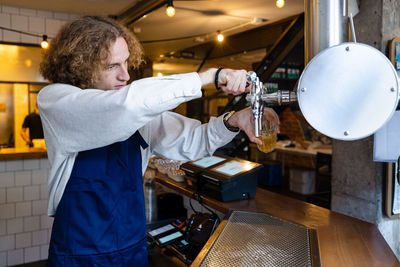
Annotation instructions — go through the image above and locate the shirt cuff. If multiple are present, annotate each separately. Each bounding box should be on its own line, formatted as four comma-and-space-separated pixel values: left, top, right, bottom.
215, 114, 240, 139
222, 111, 240, 132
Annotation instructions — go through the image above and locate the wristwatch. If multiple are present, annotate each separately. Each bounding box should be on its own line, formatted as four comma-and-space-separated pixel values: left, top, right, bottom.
223, 111, 240, 132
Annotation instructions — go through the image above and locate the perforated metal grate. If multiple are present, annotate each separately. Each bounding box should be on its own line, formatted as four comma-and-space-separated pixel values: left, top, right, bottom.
200, 211, 316, 267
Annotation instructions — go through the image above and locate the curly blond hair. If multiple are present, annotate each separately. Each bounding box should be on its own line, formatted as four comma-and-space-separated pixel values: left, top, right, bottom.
40, 16, 144, 89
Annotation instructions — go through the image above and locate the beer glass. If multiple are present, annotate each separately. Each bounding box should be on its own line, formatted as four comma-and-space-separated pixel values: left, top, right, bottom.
257, 120, 277, 153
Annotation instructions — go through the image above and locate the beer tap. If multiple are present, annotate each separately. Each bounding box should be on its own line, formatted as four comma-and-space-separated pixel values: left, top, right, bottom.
246, 71, 298, 137
246, 71, 264, 138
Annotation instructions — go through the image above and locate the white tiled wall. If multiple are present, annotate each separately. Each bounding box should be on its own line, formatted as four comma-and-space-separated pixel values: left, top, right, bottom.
0, 4, 79, 46
0, 158, 52, 267
0, 5, 79, 265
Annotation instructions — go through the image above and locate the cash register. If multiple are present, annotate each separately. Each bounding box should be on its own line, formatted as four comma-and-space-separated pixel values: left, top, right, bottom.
180, 155, 262, 202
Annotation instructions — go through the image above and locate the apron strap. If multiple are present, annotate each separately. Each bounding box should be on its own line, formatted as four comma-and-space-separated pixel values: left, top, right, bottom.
135, 131, 148, 149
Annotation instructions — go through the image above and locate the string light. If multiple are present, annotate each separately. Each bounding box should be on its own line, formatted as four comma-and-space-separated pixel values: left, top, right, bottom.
41, 35, 49, 49
166, 0, 175, 17
216, 31, 224, 42
141, 19, 264, 44
0, 26, 50, 48
276, 0, 285, 8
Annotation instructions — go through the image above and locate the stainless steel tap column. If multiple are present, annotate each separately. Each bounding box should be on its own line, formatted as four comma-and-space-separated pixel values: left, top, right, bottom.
246, 71, 264, 138
305, 0, 349, 64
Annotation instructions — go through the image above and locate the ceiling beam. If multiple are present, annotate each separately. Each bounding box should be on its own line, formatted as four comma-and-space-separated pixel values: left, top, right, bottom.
255, 13, 304, 82
117, 0, 165, 26
172, 15, 299, 60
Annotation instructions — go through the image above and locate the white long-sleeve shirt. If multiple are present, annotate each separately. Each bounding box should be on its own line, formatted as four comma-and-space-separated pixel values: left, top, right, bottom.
37, 73, 238, 216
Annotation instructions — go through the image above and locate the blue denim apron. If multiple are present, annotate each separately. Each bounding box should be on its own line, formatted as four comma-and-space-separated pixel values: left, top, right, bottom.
48, 132, 148, 266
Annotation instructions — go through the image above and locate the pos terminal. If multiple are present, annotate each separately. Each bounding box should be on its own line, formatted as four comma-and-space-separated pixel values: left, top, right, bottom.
180, 155, 262, 202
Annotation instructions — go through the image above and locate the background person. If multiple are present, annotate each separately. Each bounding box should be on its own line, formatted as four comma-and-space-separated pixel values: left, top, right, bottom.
20, 104, 44, 147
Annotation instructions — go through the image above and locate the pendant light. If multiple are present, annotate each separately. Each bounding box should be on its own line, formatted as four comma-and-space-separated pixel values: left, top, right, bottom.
276, 0, 285, 8
166, 0, 175, 17
41, 35, 49, 49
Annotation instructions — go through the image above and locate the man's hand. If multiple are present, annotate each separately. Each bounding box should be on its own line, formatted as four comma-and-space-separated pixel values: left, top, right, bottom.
217, 69, 249, 95
20, 127, 31, 145
226, 107, 280, 145
198, 68, 250, 95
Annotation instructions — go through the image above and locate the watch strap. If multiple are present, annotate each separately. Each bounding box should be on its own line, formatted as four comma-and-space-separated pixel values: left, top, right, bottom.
223, 111, 240, 132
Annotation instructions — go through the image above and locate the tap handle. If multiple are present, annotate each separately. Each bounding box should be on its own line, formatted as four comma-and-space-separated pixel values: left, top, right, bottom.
246, 71, 259, 93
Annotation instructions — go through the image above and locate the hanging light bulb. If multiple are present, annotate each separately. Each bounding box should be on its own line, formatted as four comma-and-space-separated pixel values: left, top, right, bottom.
166, 0, 175, 17
217, 31, 224, 42
41, 35, 49, 49
276, 0, 285, 8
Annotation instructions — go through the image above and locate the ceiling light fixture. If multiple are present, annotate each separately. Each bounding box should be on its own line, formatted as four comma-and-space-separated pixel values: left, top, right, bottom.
194, 36, 205, 43
41, 35, 49, 49
216, 31, 224, 42
276, 0, 285, 8
166, 0, 175, 17
251, 17, 267, 25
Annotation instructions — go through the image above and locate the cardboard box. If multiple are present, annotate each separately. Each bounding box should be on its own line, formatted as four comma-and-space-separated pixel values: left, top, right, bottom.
289, 168, 315, 195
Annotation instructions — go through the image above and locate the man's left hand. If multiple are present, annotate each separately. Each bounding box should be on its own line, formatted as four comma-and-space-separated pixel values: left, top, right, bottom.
226, 107, 280, 145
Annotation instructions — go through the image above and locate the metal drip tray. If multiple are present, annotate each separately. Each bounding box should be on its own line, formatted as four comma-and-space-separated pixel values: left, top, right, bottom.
199, 211, 320, 267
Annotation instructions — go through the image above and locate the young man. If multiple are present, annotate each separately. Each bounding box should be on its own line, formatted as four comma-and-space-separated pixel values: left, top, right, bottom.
38, 16, 279, 266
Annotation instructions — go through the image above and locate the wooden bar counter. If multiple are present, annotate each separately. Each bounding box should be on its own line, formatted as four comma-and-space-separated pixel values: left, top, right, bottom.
0, 147, 47, 160
154, 174, 400, 266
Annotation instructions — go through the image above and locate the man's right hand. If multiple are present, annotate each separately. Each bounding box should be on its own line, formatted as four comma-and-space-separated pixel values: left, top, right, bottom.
217, 68, 249, 95
198, 68, 250, 95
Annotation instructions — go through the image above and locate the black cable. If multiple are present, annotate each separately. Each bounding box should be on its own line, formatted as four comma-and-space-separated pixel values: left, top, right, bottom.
0, 26, 51, 39
140, 33, 210, 44
190, 193, 220, 222
189, 195, 200, 215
